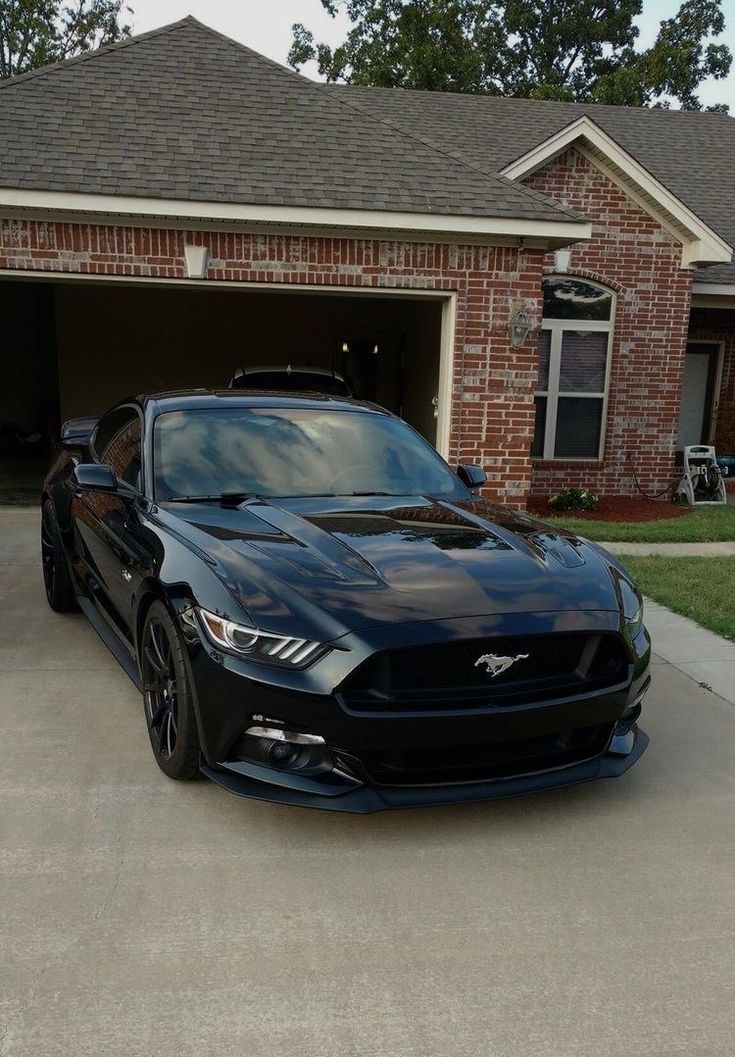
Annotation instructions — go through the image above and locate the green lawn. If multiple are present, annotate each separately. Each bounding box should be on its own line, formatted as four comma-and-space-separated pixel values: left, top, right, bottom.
547, 504, 735, 542
620, 555, 735, 641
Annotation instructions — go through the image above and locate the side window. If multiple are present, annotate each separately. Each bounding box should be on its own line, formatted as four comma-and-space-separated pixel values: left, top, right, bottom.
93, 408, 143, 490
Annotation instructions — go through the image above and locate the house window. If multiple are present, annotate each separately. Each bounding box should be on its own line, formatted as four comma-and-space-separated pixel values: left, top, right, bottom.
532, 277, 613, 460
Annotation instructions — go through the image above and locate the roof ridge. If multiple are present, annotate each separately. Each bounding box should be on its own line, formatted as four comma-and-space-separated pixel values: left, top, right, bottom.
180, 17, 313, 86
0, 15, 195, 90
322, 86, 584, 222
330, 84, 735, 121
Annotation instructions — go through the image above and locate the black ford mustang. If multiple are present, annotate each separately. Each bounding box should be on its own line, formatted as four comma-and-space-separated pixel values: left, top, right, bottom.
42, 391, 650, 812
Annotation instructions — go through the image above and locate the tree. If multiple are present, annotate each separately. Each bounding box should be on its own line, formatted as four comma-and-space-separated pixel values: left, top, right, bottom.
0, 0, 132, 80
289, 0, 732, 110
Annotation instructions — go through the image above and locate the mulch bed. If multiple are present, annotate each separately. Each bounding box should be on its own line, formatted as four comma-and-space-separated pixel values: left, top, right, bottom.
526, 495, 693, 522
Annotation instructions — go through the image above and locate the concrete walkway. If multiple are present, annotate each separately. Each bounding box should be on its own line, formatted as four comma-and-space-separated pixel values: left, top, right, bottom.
601, 540, 735, 556
642, 598, 735, 704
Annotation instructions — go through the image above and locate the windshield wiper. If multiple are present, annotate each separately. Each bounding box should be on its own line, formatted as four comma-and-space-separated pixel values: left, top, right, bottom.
164, 492, 260, 506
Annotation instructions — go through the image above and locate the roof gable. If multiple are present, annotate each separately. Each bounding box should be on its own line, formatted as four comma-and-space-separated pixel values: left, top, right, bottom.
329, 86, 735, 266
500, 115, 732, 267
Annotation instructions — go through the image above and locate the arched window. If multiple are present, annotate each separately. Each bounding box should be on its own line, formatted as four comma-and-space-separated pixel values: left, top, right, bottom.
532, 277, 614, 461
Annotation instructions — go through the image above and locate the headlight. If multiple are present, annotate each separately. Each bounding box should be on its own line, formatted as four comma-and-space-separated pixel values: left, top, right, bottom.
620, 580, 644, 636
197, 607, 329, 669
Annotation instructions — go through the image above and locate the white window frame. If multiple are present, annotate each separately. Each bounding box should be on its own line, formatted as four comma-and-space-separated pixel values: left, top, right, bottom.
533, 281, 615, 462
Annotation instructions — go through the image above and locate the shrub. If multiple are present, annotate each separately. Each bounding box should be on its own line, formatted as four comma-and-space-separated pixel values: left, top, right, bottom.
548, 487, 599, 512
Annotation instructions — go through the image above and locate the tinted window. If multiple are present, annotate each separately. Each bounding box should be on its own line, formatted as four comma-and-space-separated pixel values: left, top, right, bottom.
94, 407, 142, 489
543, 277, 612, 320
154, 408, 467, 501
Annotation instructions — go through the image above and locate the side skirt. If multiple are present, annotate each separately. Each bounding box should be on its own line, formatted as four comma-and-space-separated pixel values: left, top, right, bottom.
77, 594, 142, 690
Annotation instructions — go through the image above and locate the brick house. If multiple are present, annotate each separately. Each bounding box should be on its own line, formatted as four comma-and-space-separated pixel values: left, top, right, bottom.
1, 17, 734, 506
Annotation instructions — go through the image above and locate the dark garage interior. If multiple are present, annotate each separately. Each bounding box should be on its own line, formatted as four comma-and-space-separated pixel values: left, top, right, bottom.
0, 279, 444, 502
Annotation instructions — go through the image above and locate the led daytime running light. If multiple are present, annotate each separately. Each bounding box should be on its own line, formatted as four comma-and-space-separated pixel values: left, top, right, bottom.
197, 608, 325, 668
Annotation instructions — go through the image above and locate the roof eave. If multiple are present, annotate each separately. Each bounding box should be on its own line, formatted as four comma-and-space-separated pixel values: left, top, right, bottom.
499, 115, 733, 269
0, 188, 591, 248
692, 280, 735, 307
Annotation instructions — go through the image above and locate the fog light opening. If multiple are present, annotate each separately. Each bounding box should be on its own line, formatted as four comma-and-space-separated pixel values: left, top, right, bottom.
269, 740, 303, 768
238, 725, 334, 775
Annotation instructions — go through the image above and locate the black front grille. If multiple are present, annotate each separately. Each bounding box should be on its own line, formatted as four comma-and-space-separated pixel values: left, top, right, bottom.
350, 723, 614, 786
338, 632, 630, 715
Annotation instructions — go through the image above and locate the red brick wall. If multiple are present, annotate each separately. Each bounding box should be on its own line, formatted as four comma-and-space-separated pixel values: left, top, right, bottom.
0, 218, 545, 505
524, 148, 694, 498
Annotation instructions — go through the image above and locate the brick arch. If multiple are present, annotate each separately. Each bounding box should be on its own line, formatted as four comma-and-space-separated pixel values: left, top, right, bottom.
541, 267, 625, 296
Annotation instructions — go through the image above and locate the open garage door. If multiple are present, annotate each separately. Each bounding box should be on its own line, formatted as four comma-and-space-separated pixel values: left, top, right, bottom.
0, 278, 449, 503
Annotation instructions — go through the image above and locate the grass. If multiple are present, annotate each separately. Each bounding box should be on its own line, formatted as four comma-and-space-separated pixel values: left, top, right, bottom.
620, 555, 735, 641
548, 504, 735, 542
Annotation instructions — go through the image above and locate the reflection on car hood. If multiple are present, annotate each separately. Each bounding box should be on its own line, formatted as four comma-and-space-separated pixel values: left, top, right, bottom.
163, 494, 621, 636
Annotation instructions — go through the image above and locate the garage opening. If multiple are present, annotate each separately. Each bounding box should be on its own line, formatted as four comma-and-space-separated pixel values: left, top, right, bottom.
0, 279, 449, 503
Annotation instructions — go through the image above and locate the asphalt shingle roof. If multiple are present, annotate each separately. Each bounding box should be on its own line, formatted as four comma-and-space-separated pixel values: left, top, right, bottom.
0, 18, 578, 225
328, 87, 735, 280
3, 16, 734, 280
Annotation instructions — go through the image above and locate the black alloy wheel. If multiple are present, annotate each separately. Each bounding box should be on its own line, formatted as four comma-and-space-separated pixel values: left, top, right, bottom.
41, 499, 78, 612
140, 600, 200, 779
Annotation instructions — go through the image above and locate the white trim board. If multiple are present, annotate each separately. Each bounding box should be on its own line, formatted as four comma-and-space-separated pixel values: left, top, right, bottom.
692, 282, 735, 299
0, 187, 591, 248
0, 268, 452, 298
499, 116, 732, 268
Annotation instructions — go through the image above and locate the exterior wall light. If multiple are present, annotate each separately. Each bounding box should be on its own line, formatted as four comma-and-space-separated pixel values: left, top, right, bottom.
509, 307, 534, 347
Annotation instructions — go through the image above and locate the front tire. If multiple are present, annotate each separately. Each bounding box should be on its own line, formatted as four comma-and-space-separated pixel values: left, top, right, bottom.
41, 499, 78, 612
141, 600, 200, 780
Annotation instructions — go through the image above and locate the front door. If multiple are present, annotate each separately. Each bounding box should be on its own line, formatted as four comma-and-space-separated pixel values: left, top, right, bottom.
677, 342, 721, 450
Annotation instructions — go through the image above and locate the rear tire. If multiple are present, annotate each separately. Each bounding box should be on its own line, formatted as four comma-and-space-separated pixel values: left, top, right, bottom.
141, 600, 201, 780
41, 499, 78, 612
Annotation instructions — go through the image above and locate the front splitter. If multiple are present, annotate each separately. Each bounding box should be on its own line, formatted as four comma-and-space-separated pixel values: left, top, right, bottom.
201, 728, 649, 814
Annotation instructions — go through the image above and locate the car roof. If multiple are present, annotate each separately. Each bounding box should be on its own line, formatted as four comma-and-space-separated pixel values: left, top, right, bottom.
136, 389, 387, 416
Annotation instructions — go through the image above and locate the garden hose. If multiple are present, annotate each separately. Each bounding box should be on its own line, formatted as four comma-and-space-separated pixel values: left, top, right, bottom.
624, 451, 683, 502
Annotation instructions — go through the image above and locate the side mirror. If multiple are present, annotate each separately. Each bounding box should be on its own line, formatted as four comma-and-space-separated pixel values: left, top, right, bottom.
73, 463, 119, 493
456, 463, 487, 490
61, 416, 99, 451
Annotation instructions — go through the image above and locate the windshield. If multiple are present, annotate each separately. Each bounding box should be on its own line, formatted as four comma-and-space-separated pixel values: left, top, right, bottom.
153, 407, 468, 501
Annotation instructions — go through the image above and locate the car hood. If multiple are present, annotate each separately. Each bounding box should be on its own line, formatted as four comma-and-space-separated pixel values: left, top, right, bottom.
161, 495, 623, 638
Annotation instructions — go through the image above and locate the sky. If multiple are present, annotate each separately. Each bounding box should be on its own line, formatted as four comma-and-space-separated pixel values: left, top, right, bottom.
131, 0, 735, 110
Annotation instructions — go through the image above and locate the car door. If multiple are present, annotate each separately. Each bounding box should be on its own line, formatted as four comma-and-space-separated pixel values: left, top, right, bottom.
71, 405, 149, 646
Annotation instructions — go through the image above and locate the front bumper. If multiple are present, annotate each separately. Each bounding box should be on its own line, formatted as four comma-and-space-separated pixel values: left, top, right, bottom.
183, 609, 651, 813
201, 725, 649, 813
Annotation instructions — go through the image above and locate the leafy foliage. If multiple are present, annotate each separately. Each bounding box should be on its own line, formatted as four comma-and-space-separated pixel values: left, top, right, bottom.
0, 0, 131, 80
289, 0, 732, 109
548, 487, 599, 512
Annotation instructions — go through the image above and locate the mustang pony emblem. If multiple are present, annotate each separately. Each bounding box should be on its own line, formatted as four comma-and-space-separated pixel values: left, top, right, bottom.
474, 652, 530, 678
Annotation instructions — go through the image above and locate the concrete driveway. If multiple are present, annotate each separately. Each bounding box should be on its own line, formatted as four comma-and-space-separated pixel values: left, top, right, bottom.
2, 509, 734, 1057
